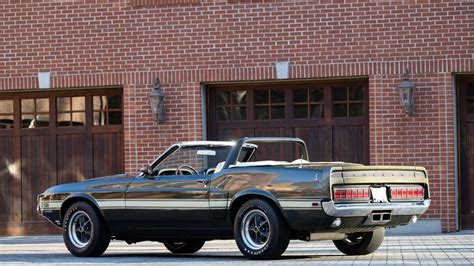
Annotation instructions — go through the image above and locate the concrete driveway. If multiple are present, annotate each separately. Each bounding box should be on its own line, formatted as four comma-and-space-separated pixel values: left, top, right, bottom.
0, 232, 473, 265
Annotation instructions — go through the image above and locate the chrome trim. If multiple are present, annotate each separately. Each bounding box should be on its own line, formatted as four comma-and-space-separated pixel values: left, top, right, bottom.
179, 141, 236, 147
279, 199, 322, 210
38, 199, 63, 211
36, 194, 42, 214
322, 199, 431, 217
179, 141, 257, 148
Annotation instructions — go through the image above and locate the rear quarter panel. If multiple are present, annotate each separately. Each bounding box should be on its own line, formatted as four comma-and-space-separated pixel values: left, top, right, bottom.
211, 166, 333, 231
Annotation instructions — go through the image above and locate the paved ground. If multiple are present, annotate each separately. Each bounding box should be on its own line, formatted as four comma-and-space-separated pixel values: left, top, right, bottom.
0, 232, 473, 265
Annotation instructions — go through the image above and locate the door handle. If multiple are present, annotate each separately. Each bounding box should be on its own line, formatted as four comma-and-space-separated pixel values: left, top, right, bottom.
196, 179, 209, 185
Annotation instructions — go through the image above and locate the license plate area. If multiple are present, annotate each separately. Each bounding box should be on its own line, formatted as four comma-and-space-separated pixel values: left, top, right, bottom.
370, 187, 388, 203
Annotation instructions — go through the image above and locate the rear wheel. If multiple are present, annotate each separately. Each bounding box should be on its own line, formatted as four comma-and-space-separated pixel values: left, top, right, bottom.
234, 199, 290, 260
163, 240, 205, 254
63, 201, 110, 257
333, 227, 385, 255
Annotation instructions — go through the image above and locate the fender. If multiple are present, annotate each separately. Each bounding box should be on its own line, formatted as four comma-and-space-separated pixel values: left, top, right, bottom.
61, 193, 105, 220
229, 188, 288, 220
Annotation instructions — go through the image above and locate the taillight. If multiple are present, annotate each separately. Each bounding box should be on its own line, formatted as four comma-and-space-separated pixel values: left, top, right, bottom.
390, 186, 424, 201
333, 186, 370, 202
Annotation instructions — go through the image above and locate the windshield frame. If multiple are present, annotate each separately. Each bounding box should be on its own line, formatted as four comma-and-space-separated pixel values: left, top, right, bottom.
144, 141, 257, 175
223, 137, 309, 170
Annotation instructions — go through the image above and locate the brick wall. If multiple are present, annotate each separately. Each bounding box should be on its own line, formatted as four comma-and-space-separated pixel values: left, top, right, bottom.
369, 72, 456, 232
1, 0, 473, 231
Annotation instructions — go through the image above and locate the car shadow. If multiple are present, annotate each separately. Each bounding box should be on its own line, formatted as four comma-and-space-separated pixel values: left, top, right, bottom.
102, 252, 344, 261
0, 252, 344, 263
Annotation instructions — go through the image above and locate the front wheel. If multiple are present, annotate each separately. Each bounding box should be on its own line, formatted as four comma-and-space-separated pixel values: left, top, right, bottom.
63, 202, 110, 257
163, 240, 205, 254
333, 227, 385, 255
234, 199, 290, 260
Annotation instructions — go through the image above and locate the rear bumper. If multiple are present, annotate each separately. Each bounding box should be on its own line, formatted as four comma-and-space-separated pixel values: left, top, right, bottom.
322, 199, 431, 217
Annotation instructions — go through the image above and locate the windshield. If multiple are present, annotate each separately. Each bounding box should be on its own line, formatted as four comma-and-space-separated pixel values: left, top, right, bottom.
153, 145, 254, 175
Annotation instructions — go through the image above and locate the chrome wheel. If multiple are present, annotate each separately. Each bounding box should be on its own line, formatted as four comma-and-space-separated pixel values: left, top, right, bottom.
240, 209, 271, 250
68, 210, 93, 248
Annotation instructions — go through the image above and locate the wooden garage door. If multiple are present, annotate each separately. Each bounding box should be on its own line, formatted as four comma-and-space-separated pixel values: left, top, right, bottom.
207, 80, 369, 164
459, 76, 474, 229
0, 87, 124, 235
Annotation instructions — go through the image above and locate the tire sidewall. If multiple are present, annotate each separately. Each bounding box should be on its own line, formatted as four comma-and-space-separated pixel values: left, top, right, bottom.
234, 199, 285, 259
333, 227, 385, 256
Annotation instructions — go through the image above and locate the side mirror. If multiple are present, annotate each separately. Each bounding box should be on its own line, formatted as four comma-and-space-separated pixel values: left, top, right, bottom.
140, 165, 154, 176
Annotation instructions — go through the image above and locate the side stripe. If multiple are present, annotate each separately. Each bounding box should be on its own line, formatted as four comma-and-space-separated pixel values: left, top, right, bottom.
279, 200, 322, 210
40, 199, 322, 210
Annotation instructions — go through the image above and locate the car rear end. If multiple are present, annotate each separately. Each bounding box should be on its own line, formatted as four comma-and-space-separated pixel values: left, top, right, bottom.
322, 166, 430, 232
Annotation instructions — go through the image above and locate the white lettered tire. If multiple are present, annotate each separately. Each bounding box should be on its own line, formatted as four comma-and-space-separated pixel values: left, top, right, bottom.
63, 201, 110, 257
234, 199, 290, 260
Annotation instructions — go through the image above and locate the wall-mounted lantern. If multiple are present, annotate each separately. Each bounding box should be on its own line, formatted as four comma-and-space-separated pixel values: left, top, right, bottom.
398, 68, 416, 116
149, 78, 166, 123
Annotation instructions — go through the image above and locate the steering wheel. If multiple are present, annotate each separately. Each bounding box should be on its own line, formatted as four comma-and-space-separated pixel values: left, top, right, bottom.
175, 164, 198, 175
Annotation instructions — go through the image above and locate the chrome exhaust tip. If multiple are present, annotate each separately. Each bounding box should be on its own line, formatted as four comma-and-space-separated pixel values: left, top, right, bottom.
331, 218, 342, 228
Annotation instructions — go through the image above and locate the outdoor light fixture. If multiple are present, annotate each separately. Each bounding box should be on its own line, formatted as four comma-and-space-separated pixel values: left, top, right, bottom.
398, 68, 416, 116
149, 78, 166, 123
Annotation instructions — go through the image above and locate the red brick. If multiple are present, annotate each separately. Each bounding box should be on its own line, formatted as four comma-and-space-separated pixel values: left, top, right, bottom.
0, 0, 472, 232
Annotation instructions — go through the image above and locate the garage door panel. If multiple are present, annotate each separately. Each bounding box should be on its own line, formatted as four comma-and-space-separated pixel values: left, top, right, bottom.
57, 134, 91, 184
0, 136, 15, 223
21, 135, 56, 222
215, 127, 247, 141
459, 76, 474, 228
332, 125, 366, 164
93, 132, 124, 178
293, 126, 326, 162
254, 127, 286, 137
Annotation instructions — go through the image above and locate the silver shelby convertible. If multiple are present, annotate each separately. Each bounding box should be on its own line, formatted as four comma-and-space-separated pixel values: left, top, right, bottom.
38, 137, 430, 259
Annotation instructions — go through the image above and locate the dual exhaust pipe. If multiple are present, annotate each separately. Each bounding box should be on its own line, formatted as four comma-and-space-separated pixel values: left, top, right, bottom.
364, 211, 392, 225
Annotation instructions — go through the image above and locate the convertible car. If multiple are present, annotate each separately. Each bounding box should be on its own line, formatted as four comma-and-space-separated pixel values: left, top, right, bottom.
37, 137, 430, 259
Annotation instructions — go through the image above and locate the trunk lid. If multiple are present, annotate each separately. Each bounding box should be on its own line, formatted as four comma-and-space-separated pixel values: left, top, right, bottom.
330, 165, 428, 186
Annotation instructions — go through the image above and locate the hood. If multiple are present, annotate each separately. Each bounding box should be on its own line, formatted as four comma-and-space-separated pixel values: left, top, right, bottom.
44, 173, 134, 194
83, 173, 132, 183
